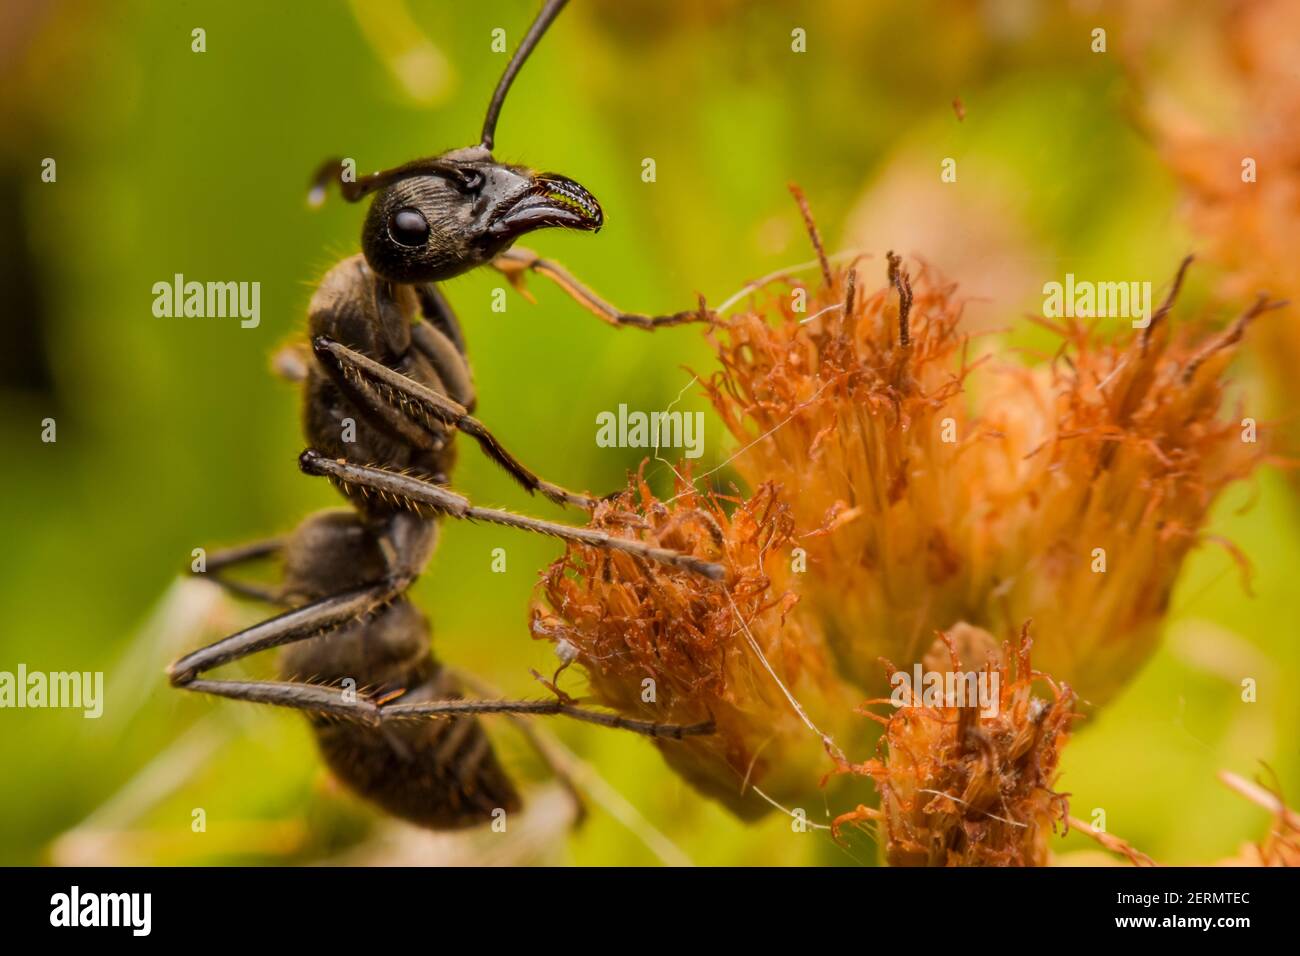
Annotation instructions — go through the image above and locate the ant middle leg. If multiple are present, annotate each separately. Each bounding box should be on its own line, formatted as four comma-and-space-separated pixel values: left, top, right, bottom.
297, 450, 727, 580
171, 510, 435, 686
381, 697, 716, 739
190, 537, 287, 605
167, 577, 407, 687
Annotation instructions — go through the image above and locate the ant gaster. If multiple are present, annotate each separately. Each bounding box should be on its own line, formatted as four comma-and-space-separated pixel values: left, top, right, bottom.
168, 0, 720, 830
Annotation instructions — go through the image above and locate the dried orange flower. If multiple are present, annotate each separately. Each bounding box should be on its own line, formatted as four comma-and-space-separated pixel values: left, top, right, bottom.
971, 267, 1278, 703
705, 252, 977, 695
529, 470, 857, 818
831, 624, 1076, 867
531, 197, 1269, 826
706, 252, 1270, 706
1125, 0, 1300, 489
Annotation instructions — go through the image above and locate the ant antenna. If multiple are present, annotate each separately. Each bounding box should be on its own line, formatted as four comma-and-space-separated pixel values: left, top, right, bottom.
480, 0, 569, 151
308, 156, 465, 207
308, 0, 572, 207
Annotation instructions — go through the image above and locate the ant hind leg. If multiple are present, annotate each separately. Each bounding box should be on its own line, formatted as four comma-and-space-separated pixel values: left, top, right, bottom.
167, 674, 716, 740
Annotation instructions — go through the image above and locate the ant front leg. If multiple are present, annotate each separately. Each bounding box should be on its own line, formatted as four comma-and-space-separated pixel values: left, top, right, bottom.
492, 247, 715, 330
298, 451, 727, 581
311, 335, 596, 509
412, 284, 471, 392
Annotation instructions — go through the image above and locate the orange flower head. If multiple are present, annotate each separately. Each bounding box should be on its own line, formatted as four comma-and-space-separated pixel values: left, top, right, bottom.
706, 249, 1272, 707
832, 624, 1076, 867
530, 470, 857, 818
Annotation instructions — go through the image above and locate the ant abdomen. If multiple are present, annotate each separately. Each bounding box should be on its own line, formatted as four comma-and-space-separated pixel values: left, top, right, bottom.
310, 665, 522, 830
277, 513, 520, 829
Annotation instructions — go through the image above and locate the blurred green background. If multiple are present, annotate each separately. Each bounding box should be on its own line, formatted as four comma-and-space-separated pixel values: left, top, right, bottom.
0, 0, 1295, 865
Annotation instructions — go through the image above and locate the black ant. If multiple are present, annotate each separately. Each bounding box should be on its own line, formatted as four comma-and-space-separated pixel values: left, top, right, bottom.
168, 0, 720, 830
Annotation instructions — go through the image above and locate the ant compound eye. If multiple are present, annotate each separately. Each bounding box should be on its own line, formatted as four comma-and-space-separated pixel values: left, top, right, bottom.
388, 207, 430, 247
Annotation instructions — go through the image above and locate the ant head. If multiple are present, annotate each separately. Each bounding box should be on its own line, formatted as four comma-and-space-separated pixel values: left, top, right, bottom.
309, 0, 598, 283
347, 148, 600, 283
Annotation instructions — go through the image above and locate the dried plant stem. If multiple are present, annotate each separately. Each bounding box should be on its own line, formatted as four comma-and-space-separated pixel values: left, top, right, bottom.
1067, 815, 1157, 867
